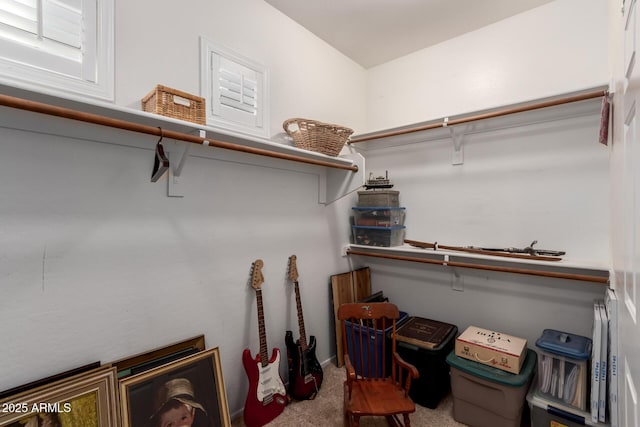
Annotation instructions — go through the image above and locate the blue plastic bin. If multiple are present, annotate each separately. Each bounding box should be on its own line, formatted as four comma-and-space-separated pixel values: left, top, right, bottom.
535, 329, 592, 411
345, 311, 408, 377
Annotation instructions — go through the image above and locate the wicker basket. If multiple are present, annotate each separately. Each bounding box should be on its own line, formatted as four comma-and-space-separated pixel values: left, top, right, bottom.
142, 85, 206, 125
283, 118, 353, 157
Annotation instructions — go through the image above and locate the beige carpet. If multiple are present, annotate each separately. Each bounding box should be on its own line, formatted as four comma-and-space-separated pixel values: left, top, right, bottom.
231, 362, 467, 426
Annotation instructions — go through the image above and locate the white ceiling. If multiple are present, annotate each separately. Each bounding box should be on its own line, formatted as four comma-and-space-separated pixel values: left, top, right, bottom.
264, 0, 556, 68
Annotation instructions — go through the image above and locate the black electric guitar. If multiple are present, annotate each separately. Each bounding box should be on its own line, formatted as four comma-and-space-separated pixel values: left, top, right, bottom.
242, 259, 287, 427
285, 255, 323, 400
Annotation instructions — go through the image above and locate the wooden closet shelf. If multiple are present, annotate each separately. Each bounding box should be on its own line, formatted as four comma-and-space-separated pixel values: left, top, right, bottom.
346, 245, 609, 284
0, 92, 358, 172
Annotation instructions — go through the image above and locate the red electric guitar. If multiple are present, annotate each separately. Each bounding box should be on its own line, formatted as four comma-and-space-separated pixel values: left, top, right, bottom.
285, 255, 323, 400
243, 259, 287, 427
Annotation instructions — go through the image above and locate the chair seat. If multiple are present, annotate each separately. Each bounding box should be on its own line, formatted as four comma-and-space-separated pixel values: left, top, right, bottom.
345, 379, 416, 416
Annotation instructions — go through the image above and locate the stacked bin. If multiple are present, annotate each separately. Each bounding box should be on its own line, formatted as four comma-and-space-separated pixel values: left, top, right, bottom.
352, 190, 406, 247
534, 329, 592, 412
446, 348, 538, 427
394, 317, 458, 409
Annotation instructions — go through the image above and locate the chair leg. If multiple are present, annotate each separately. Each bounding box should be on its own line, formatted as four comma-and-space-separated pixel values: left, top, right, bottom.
403, 413, 411, 427
343, 383, 350, 427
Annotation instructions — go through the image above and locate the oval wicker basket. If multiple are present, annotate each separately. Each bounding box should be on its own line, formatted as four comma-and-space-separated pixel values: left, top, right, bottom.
283, 118, 353, 157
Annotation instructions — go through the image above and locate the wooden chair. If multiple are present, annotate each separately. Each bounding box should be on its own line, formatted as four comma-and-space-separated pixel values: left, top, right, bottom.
338, 302, 419, 427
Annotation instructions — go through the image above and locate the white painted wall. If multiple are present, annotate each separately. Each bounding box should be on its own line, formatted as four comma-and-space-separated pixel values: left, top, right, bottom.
0, 0, 614, 422
365, 0, 609, 132
351, 107, 610, 346
347, 0, 611, 348
115, 0, 366, 137
0, 0, 364, 419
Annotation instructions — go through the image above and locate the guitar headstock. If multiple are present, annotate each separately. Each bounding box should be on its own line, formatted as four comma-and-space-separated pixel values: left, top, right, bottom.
288, 255, 298, 282
250, 259, 264, 290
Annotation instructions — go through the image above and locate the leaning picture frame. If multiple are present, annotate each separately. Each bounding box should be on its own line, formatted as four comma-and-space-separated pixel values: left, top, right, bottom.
119, 347, 230, 427
0, 365, 120, 427
111, 335, 206, 380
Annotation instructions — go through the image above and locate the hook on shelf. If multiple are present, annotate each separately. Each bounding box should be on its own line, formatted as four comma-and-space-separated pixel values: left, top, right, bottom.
151, 127, 170, 182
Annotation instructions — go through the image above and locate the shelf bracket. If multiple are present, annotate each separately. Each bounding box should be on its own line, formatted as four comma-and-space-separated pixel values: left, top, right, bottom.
167, 129, 201, 197
319, 152, 365, 204
448, 124, 464, 165
451, 268, 464, 291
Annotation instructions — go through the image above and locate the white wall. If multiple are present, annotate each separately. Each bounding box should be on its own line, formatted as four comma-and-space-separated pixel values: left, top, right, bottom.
115, 0, 366, 137
0, 0, 365, 418
365, 0, 608, 132
351, 108, 610, 346
347, 0, 610, 358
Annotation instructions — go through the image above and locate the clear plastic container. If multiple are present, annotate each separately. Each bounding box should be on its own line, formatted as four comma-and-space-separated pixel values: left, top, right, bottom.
352, 225, 405, 247
352, 206, 406, 227
535, 329, 592, 411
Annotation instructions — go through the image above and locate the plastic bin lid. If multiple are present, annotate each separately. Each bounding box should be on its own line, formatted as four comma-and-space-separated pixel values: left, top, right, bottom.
351, 225, 406, 230
352, 206, 406, 210
395, 317, 457, 352
535, 329, 592, 360
526, 388, 595, 425
446, 348, 537, 387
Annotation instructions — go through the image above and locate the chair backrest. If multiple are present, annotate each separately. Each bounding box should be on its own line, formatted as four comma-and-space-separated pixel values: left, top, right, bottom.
337, 302, 400, 379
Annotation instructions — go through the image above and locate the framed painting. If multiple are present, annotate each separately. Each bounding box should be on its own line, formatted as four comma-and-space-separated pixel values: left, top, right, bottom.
0, 362, 101, 400
111, 335, 205, 380
119, 347, 230, 427
0, 365, 120, 427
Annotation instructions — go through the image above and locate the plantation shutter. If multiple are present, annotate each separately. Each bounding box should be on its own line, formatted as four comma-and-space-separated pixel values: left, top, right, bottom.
0, 0, 111, 100
211, 51, 266, 132
210, 52, 265, 134
0, 0, 82, 49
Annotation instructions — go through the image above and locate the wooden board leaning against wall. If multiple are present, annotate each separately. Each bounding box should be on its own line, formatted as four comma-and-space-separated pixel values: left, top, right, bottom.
330, 267, 372, 367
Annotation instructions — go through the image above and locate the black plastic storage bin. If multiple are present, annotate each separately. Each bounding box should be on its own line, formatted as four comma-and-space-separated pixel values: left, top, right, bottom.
393, 316, 458, 409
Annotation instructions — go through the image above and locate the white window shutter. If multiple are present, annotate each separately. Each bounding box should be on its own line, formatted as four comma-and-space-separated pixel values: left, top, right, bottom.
201, 37, 269, 138
0, 0, 38, 35
42, 0, 82, 48
0, 0, 113, 100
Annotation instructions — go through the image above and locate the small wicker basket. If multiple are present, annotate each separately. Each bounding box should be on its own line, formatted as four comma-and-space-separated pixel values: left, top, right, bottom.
142, 85, 206, 125
283, 118, 353, 157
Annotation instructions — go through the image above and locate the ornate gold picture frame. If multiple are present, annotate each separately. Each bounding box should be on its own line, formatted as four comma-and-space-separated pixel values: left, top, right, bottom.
0, 366, 120, 427
119, 347, 230, 427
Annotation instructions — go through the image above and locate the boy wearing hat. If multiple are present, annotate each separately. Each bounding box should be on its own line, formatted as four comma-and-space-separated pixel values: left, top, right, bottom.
149, 378, 207, 427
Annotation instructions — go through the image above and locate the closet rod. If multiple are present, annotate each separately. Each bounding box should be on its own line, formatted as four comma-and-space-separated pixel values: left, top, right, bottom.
346, 249, 609, 284
349, 89, 607, 143
0, 94, 358, 172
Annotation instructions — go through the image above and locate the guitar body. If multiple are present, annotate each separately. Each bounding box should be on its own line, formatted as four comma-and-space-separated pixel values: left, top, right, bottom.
242, 347, 287, 427
285, 331, 323, 400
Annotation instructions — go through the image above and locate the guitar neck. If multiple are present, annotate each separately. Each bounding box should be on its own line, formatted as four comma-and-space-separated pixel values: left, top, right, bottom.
294, 281, 308, 351
255, 288, 270, 366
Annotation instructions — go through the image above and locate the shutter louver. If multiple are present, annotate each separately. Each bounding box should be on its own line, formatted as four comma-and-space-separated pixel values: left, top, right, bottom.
42, 0, 82, 48
0, 0, 81, 48
219, 68, 258, 115
0, 0, 38, 34
207, 49, 267, 135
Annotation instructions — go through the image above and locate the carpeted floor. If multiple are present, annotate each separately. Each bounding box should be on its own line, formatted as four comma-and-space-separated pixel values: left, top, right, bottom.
231, 362, 468, 426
